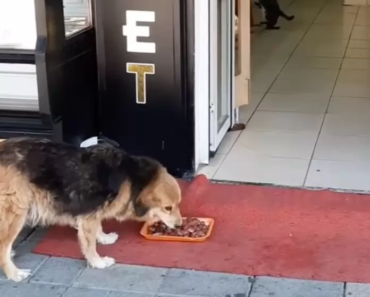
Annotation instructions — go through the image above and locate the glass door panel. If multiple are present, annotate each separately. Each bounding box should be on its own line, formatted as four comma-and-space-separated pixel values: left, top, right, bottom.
210, 0, 234, 152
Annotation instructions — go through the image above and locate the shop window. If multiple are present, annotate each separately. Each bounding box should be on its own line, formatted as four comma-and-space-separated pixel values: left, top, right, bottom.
63, 0, 92, 37
0, 0, 37, 50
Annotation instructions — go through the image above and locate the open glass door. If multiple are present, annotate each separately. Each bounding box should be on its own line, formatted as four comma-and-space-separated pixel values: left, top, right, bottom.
234, 0, 251, 122
210, 0, 234, 152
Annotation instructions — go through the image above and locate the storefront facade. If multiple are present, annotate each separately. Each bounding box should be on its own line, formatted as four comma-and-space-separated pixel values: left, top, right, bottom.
0, 0, 250, 177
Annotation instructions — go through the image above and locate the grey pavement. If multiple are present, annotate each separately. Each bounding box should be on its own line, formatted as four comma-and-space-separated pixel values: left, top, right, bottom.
0, 227, 367, 297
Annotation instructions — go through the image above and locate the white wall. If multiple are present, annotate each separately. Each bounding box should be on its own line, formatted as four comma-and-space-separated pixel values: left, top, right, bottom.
0, 63, 39, 111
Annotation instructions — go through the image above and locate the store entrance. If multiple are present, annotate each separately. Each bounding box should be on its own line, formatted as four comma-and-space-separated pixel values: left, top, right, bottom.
200, 0, 370, 192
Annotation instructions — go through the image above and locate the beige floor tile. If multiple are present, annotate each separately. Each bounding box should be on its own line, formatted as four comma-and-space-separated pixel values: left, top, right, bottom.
304, 24, 353, 39
322, 4, 359, 14
251, 53, 291, 65
251, 76, 277, 93
293, 40, 348, 57
252, 68, 282, 80
355, 16, 370, 27
358, 6, 370, 14
341, 58, 370, 70
251, 40, 302, 56
305, 159, 370, 191
328, 96, 370, 115
246, 111, 324, 133
345, 48, 370, 58
314, 13, 356, 25
216, 131, 241, 155
321, 113, 370, 136
283, 57, 342, 70
214, 150, 309, 186
314, 134, 370, 162
333, 82, 370, 98
197, 154, 226, 179
270, 78, 336, 95
277, 68, 339, 81
258, 93, 330, 113
347, 39, 370, 49
336, 69, 370, 81
238, 93, 266, 124
234, 130, 318, 159
351, 26, 370, 40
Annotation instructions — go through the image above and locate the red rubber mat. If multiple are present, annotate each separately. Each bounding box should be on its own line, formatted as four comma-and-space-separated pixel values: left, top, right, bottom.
33, 175, 370, 283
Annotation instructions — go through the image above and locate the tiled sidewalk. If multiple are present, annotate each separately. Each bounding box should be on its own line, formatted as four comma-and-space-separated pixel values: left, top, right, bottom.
0, 228, 369, 297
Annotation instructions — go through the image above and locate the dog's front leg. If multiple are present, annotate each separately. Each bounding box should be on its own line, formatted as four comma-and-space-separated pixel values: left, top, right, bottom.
77, 219, 115, 269
96, 222, 118, 245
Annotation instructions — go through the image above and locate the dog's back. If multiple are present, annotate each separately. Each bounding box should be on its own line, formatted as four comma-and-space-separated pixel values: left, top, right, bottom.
0, 137, 131, 223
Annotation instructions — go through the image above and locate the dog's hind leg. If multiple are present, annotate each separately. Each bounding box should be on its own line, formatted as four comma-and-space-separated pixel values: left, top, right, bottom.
96, 222, 118, 245
0, 210, 30, 282
77, 218, 116, 269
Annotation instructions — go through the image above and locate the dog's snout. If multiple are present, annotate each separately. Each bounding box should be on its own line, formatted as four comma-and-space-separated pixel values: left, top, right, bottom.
175, 217, 183, 227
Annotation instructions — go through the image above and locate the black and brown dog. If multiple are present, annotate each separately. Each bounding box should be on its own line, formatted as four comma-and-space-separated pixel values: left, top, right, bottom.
0, 137, 182, 282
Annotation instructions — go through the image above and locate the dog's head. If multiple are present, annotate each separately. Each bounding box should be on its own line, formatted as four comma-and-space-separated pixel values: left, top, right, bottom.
108, 157, 183, 228
138, 169, 183, 228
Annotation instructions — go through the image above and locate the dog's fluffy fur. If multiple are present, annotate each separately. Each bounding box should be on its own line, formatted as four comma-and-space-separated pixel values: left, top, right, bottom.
0, 137, 182, 282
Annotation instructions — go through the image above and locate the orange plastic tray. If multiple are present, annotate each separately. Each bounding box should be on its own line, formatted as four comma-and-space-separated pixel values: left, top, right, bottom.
140, 217, 214, 242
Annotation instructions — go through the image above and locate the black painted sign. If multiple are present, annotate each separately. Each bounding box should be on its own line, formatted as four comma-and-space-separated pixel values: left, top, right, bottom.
96, 0, 194, 176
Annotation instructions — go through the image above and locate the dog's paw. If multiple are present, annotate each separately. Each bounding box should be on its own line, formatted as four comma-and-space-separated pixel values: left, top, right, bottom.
8, 269, 31, 282
89, 256, 116, 269
97, 232, 119, 245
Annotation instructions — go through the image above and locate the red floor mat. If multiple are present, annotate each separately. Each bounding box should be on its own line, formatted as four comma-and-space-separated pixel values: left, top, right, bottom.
33, 176, 370, 283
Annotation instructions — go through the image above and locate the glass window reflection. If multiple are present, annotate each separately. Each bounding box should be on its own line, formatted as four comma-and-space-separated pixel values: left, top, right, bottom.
63, 0, 92, 37
0, 0, 37, 50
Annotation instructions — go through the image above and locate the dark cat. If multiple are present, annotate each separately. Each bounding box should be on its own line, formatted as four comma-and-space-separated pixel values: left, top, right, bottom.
256, 0, 295, 29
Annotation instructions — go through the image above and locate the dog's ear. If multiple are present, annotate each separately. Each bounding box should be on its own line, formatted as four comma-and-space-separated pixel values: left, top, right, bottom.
108, 168, 126, 196
133, 198, 149, 217
108, 168, 148, 216
130, 185, 150, 217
